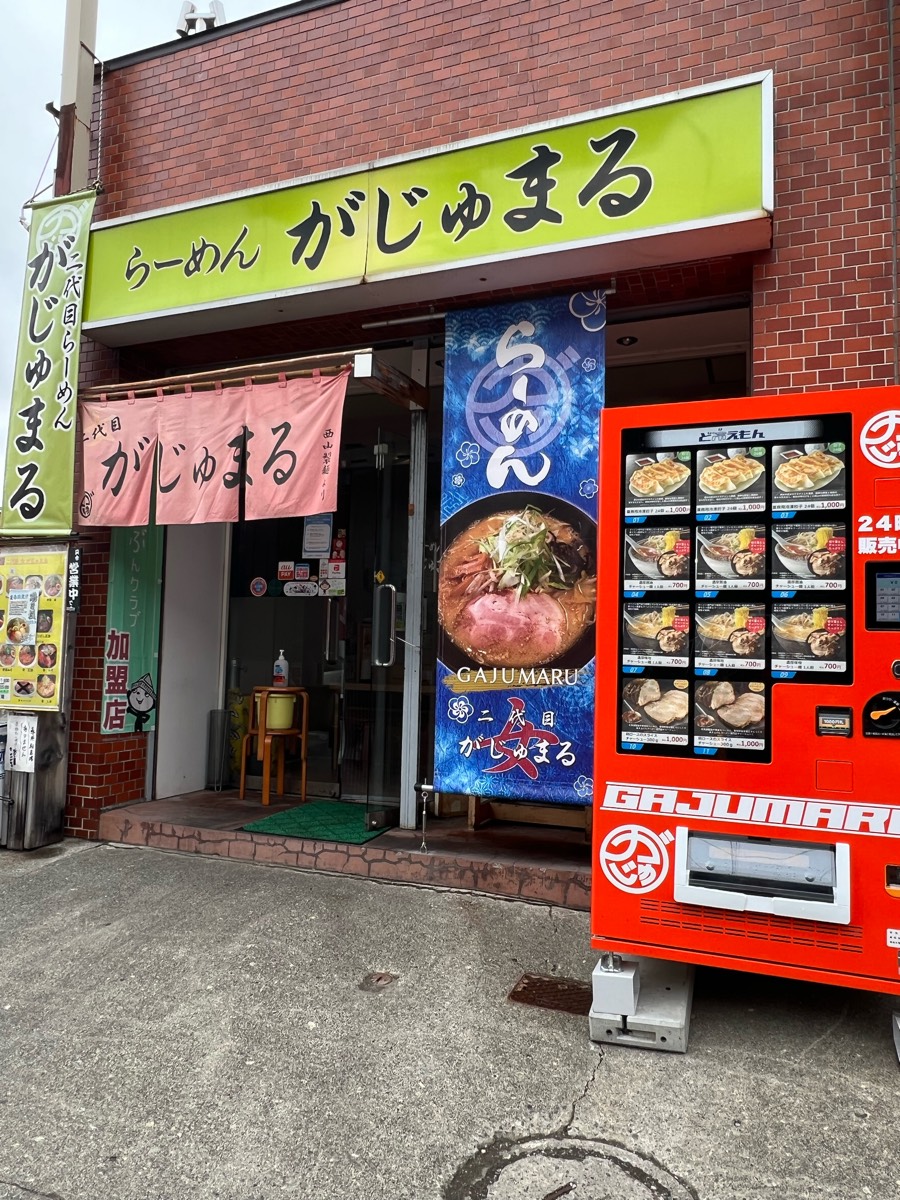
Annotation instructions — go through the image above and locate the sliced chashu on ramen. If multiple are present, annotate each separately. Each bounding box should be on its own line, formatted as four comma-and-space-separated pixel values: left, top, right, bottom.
438, 506, 596, 668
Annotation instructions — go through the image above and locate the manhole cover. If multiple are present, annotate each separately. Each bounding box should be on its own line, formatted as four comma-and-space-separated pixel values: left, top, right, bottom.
359, 971, 398, 992
508, 973, 592, 1016
444, 1135, 696, 1200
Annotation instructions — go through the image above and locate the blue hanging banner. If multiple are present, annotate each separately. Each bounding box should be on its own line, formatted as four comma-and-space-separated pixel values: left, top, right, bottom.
434, 290, 605, 805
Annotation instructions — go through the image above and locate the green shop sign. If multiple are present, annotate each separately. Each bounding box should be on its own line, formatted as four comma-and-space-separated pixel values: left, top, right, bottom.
2, 190, 96, 536
84, 75, 772, 337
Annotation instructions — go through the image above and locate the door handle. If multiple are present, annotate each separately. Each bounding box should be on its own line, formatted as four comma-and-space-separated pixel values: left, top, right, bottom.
324, 598, 337, 665
373, 582, 396, 667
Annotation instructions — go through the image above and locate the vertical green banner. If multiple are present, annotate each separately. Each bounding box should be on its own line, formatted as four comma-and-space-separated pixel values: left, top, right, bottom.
101, 525, 163, 734
2, 190, 96, 536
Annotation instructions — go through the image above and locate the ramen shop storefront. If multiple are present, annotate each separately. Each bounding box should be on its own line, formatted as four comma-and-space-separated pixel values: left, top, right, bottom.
64, 74, 772, 836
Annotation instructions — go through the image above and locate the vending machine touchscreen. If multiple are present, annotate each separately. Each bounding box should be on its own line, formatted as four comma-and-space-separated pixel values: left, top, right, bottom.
591, 387, 900, 1055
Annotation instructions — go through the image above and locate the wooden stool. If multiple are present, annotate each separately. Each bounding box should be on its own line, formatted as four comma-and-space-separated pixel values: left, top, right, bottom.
239, 686, 309, 806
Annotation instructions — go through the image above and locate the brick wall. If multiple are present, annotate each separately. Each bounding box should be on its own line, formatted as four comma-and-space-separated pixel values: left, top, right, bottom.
67, 339, 148, 839
65, 532, 148, 838
91, 0, 898, 394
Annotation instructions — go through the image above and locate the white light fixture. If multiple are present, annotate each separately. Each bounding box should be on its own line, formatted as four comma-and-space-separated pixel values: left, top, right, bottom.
616, 335, 639, 347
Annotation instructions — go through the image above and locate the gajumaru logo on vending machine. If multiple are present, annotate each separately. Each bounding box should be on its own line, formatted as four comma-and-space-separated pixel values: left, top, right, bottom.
860, 409, 900, 468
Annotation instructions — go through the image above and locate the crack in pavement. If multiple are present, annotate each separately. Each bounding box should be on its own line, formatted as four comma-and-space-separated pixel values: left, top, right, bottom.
561, 1047, 603, 1135
0, 1177, 65, 1200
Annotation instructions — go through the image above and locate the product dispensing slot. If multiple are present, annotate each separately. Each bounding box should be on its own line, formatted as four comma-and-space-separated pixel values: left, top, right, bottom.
674, 829, 851, 924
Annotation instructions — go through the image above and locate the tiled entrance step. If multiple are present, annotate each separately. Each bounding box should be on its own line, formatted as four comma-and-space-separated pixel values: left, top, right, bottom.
97, 792, 591, 911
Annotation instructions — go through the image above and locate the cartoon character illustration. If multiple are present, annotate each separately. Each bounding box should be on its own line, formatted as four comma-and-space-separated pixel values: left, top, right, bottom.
126, 673, 157, 732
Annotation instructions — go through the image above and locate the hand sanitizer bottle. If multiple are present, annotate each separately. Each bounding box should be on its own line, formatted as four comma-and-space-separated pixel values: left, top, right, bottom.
273, 649, 288, 688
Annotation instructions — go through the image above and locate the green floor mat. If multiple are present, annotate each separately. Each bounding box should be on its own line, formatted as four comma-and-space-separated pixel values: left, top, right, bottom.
241, 800, 386, 844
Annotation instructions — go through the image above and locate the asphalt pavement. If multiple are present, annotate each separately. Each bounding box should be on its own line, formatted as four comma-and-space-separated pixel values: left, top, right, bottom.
0, 839, 898, 1200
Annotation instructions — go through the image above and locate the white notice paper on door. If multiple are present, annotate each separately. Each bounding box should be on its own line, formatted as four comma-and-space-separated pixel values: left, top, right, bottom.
302, 513, 333, 558
6, 712, 38, 773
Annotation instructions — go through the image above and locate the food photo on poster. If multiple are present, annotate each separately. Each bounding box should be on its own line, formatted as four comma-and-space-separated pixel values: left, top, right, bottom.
771, 602, 848, 674
438, 496, 596, 669
0, 548, 69, 709
433, 291, 605, 804
624, 451, 692, 518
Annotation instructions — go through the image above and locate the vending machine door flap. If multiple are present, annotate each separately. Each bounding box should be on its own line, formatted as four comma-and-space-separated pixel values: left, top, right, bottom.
673, 828, 850, 924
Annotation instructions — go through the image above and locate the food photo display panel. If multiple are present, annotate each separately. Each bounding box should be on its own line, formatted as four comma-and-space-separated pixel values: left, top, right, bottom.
695, 524, 767, 592
694, 679, 768, 755
623, 451, 693, 519
695, 444, 767, 515
622, 601, 691, 669
619, 674, 691, 753
623, 525, 692, 593
694, 602, 767, 671
771, 441, 846, 513
771, 522, 847, 592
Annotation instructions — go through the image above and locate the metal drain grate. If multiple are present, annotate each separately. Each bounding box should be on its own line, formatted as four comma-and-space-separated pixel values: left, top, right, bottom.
508, 972, 592, 1016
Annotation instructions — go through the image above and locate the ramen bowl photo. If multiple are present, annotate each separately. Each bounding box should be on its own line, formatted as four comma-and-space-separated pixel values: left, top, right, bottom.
7, 617, 29, 644
38, 643, 57, 669
624, 607, 689, 655
17, 644, 36, 667
774, 528, 845, 581
772, 607, 845, 658
697, 529, 765, 580
439, 493, 596, 669
36, 673, 56, 699
626, 530, 689, 581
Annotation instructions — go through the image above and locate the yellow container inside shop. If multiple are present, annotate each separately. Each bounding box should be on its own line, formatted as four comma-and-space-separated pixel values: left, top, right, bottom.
255, 692, 296, 730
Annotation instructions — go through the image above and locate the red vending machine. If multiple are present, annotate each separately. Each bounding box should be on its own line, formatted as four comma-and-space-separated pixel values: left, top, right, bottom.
591, 386, 900, 1054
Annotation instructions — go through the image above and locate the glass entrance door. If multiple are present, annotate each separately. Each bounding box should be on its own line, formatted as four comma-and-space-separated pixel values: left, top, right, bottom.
349, 429, 409, 829
225, 391, 413, 827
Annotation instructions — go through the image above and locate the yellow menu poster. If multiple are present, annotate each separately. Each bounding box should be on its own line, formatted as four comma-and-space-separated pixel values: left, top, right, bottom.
0, 547, 68, 709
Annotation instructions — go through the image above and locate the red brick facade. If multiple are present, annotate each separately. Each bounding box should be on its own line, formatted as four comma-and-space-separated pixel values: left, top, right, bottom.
66, 0, 899, 835
91, 0, 898, 394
